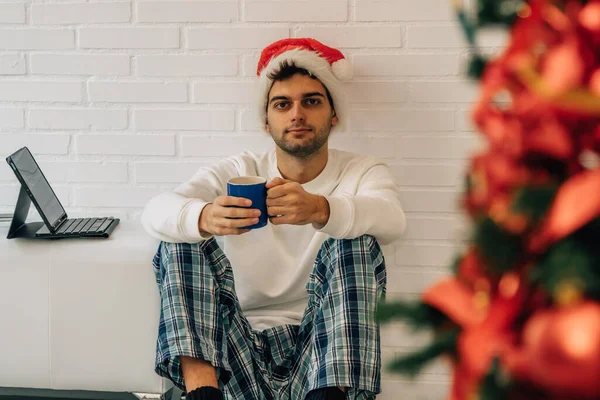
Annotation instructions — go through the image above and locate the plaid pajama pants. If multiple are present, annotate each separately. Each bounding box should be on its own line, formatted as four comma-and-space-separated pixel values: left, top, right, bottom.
152, 235, 387, 400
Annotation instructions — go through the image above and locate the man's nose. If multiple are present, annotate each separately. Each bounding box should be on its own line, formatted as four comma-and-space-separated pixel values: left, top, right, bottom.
290, 102, 305, 122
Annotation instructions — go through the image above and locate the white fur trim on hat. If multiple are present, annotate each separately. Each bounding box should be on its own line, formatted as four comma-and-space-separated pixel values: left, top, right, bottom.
332, 59, 353, 81
255, 48, 349, 133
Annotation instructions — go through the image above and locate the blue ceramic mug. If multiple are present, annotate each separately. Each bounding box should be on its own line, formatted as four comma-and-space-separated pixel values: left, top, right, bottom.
226, 176, 268, 229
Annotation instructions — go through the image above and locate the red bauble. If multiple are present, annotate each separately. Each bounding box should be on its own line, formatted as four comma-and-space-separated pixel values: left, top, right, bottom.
579, 0, 600, 47
503, 302, 600, 398
579, 0, 600, 30
589, 68, 600, 96
531, 168, 600, 251
541, 38, 586, 96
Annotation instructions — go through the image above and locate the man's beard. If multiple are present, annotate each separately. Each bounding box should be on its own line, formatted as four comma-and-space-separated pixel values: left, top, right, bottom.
269, 115, 333, 158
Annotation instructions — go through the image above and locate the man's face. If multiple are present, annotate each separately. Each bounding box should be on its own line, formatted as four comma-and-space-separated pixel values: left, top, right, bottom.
265, 73, 338, 158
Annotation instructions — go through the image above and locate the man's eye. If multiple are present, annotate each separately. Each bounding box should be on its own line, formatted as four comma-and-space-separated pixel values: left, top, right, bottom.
274, 102, 289, 109
305, 98, 321, 105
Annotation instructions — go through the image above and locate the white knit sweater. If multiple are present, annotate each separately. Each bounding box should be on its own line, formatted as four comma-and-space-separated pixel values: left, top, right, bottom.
141, 149, 406, 331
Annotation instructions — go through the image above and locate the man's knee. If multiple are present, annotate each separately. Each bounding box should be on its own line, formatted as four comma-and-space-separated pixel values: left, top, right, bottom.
308, 235, 387, 325
159, 239, 209, 255
155, 240, 218, 280
159, 239, 219, 263
312, 235, 386, 295
318, 235, 383, 268
332, 234, 378, 247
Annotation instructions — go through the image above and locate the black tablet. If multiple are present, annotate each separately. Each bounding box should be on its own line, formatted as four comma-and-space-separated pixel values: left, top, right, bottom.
5, 146, 67, 234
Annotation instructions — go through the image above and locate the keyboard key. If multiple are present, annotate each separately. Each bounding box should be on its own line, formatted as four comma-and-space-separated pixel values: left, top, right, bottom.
88, 217, 106, 233
83, 218, 99, 233
80, 218, 96, 233
56, 219, 74, 234
97, 217, 114, 233
65, 218, 85, 234
72, 218, 90, 233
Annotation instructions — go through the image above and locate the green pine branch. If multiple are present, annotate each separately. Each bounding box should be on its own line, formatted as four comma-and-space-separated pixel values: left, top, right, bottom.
529, 235, 600, 300
479, 357, 512, 400
376, 300, 448, 330
387, 330, 460, 377
456, 8, 477, 46
473, 217, 523, 275
468, 54, 489, 80
511, 185, 558, 223
475, 0, 525, 28
456, 0, 530, 81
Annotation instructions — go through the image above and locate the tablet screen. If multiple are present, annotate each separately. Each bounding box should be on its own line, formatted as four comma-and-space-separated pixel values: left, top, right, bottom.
9, 147, 66, 228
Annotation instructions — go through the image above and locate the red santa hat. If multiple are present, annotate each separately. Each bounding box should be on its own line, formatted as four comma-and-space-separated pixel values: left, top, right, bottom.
256, 38, 352, 132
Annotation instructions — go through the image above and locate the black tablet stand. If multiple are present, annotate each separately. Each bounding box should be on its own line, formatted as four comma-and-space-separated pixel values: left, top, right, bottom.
6, 185, 45, 239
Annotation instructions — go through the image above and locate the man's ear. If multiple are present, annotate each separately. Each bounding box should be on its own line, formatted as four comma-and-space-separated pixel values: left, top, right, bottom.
264, 119, 270, 133
331, 110, 338, 126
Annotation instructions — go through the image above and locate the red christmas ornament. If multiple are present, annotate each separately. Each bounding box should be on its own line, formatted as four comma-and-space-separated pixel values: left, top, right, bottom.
541, 38, 586, 96
531, 168, 600, 251
589, 68, 600, 96
503, 302, 600, 398
579, 0, 600, 46
422, 278, 481, 328
423, 271, 527, 400
525, 113, 574, 160
457, 248, 490, 289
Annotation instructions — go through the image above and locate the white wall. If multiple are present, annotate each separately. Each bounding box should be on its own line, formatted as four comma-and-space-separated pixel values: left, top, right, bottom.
0, 1, 501, 398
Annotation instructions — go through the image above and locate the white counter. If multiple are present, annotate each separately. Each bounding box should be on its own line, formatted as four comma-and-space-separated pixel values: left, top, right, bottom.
0, 222, 170, 394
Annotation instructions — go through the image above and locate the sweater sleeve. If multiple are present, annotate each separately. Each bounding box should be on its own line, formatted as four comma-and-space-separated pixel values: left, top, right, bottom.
315, 163, 406, 246
141, 157, 240, 243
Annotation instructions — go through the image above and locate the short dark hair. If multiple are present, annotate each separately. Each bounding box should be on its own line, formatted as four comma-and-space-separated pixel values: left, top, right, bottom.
266, 61, 335, 115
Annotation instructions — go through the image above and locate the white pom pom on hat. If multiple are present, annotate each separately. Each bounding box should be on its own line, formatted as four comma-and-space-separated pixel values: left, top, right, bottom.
256, 38, 352, 132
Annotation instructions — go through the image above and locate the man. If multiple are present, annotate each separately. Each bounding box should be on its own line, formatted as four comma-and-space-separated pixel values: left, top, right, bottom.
142, 38, 406, 400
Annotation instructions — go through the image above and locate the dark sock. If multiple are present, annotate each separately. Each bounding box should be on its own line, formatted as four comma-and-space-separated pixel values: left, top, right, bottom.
185, 386, 223, 400
305, 387, 346, 400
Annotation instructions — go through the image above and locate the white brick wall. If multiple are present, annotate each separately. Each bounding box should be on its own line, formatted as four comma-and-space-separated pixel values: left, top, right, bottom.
0, 1, 490, 397
29, 109, 128, 130
0, 108, 24, 129
0, 53, 26, 75
136, 2, 238, 23
30, 3, 132, 25
186, 27, 289, 49
0, 3, 26, 24
245, 1, 348, 22
0, 29, 75, 50
88, 81, 188, 103
79, 27, 179, 49
136, 55, 238, 76
31, 54, 131, 76
355, 0, 454, 21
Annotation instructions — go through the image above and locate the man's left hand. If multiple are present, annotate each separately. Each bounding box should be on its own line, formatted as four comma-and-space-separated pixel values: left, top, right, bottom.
266, 177, 330, 226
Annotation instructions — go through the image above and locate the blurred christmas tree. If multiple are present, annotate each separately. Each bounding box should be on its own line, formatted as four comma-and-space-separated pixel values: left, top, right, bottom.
377, 0, 600, 399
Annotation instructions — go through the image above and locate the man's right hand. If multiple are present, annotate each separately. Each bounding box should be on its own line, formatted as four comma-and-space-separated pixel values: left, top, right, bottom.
198, 195, 261, 236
